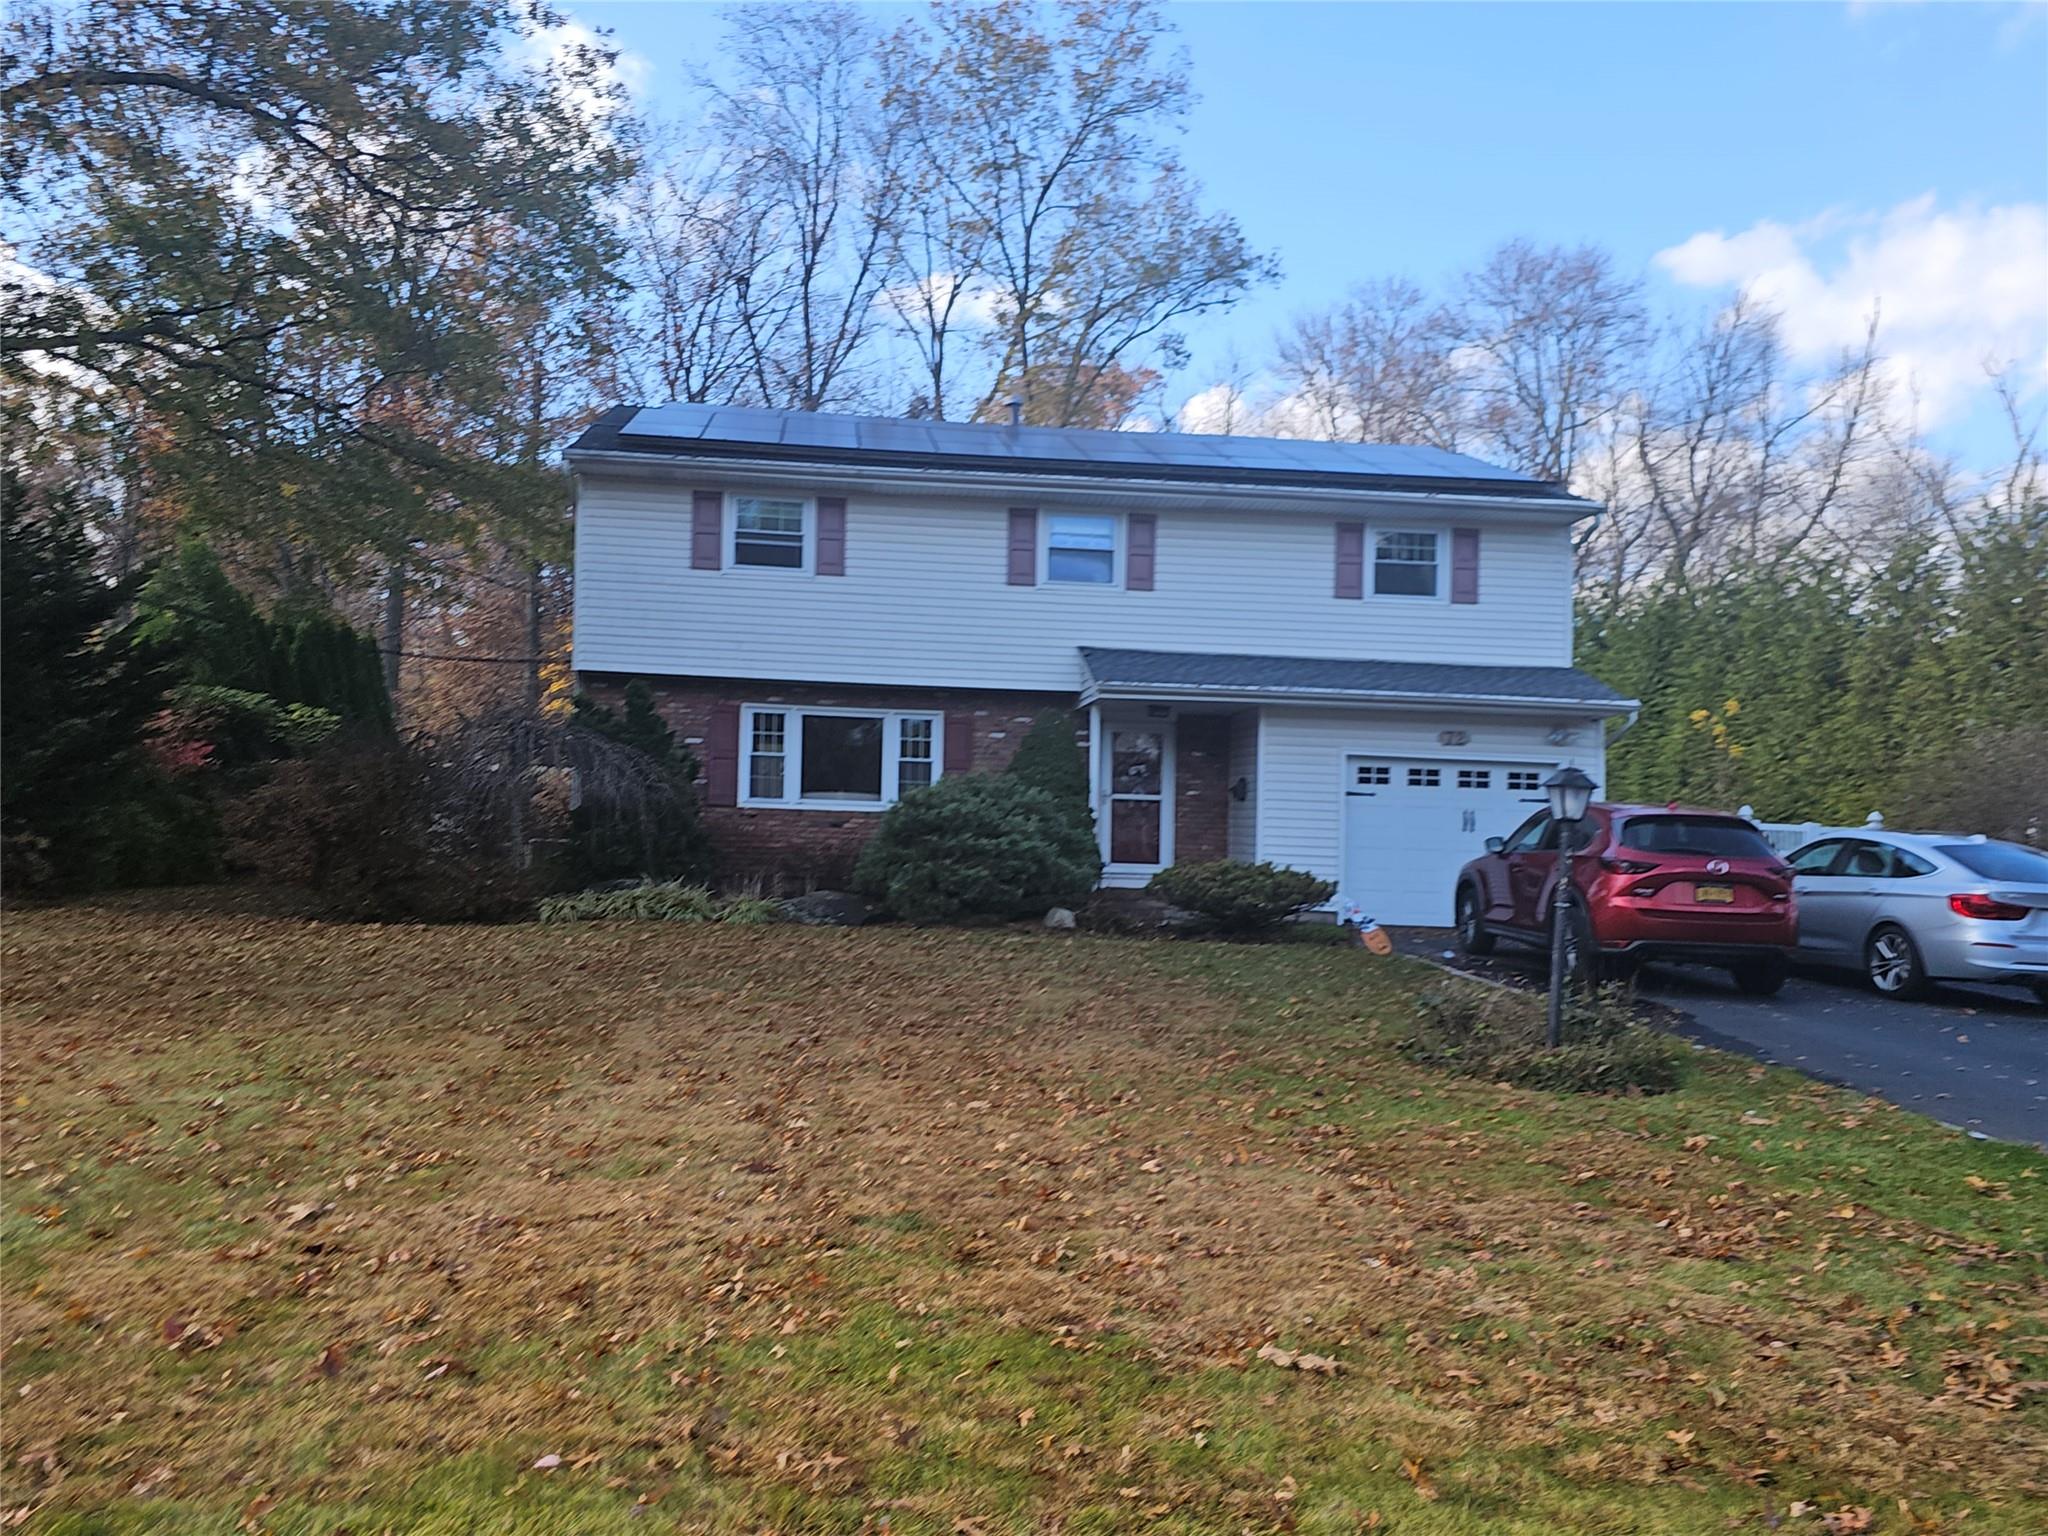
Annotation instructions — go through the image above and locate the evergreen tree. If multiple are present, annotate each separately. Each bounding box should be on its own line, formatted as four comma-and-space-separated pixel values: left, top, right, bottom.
1, 469, 174, 886
569, 682, 709, 883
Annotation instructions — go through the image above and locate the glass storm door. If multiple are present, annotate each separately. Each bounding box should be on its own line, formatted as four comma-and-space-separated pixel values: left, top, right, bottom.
1107, 729, 1167, 866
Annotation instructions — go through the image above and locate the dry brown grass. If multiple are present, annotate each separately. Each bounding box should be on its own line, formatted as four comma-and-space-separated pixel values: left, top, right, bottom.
2, 894, 2042, 1533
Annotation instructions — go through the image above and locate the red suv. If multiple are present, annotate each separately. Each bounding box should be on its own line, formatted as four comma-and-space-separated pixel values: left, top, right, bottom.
1454, 803, 1798, 994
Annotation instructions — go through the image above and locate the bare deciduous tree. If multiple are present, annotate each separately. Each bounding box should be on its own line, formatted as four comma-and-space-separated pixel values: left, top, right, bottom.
1273, 278, 1463, 446
1453, 240, 1647, 484
881, 0, 1274, 425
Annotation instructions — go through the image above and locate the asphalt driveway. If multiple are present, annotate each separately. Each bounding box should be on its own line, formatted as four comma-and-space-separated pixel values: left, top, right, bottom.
1390, 928, 2048, 1147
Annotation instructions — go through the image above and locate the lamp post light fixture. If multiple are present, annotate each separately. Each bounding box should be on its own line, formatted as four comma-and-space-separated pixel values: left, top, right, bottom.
1543, 765, 1599, 1049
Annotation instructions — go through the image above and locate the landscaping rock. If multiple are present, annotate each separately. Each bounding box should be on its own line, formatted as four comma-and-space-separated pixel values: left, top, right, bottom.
1043, 906, 1076, 930
779, 890, 872, 927
1076, 889, 1203, 935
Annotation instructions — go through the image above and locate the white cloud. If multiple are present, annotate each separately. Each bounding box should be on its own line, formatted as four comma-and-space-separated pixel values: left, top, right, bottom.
1655, 196, 2048, 428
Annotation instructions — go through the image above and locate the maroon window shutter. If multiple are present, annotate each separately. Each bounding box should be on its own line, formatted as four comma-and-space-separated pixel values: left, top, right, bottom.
1126, 512, 1157, 590
1007, 508, 1037, 586
704, 702, 740, 805
1334, 521, 1365, 599
816, 496, 847, 576
1450, 528, 1480, 604
691, 491, 723, 570
943, 712, 975, 774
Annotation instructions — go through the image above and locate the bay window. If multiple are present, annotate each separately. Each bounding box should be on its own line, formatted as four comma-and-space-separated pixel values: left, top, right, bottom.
740, 706, 944, 808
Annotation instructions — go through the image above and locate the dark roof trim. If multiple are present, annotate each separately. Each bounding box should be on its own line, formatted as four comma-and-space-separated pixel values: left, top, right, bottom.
566, 407, 1594, 508
1079, 647, 1637, 713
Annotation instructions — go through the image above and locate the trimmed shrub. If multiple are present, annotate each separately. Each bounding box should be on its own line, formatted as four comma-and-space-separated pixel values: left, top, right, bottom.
1004, 710, 1095, 848
1400, 983, 1684, 1095
1145, 860, 1336, 933
537, 881, 781, 925
854, 774, 1102, 924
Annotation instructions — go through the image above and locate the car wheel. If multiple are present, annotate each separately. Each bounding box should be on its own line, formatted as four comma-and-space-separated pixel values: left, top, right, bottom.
1730, 956, 1788, 996
1557, 904, 1600, 992
1864, 924, 1928, 1000
1456, 885, 1496, 956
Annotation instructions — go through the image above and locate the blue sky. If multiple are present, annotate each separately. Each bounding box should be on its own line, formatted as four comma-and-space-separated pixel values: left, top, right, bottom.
567, 1, 2048, 463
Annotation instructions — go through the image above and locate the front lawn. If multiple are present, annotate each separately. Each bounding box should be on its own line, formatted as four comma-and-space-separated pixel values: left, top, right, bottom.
3, 897, 2042, 1533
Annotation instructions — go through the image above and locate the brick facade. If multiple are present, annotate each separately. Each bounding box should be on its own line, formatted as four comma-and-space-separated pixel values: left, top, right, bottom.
1172, 713, 1231, 865
582, 673, 1233, 890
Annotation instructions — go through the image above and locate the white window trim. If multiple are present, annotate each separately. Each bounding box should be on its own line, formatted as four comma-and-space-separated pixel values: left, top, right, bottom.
738, 704, 943, 811
1098, 719, 1174, 872
726, 492, 813, 574
1040, 511, 1125, 589
1368, 524, 1449, 603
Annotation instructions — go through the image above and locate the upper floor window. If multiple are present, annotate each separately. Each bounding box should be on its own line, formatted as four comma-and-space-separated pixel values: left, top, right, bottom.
1045, 514, 1118, 584
1374, 530, 1440, 597
733, 495, 807, 569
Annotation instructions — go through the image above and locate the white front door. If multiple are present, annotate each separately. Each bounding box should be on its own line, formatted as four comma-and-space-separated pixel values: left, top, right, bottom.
1343, 757, 1552, 926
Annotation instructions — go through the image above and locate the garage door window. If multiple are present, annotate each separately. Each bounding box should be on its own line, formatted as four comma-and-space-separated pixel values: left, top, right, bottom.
1406, 766, 1441, 787
1356, 763, 1391, 786
1506, 770, 1542, 792
1456, 768, 1491, 789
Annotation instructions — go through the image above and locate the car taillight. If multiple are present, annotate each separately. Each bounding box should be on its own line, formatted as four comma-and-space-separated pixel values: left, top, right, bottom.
1601, 856, 1658, 875
1949, 892, 2029, 921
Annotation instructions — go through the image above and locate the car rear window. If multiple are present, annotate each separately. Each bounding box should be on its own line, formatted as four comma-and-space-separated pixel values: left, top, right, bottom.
1937, 842, 2048, 882
1619, 816, 1777, 859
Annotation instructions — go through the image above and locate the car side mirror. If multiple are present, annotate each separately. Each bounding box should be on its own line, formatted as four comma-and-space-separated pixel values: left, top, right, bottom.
1484, 836, 1505, 854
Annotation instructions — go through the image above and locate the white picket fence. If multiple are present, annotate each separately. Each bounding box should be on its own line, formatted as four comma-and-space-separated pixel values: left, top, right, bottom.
1740, 806, 1886, 856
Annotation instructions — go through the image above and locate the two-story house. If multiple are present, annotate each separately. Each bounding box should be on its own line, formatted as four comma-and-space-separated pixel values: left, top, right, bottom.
567, 402, 1637, 925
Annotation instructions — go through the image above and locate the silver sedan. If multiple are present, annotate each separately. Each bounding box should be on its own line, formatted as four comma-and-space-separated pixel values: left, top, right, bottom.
1786, 832, 2048, 1002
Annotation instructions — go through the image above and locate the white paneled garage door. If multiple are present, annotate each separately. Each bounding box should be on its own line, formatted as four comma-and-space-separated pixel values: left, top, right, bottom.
1342, 756, 1553, 926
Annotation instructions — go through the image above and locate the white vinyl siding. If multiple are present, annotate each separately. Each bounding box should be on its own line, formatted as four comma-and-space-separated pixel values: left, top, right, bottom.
1254, 705, 1606, 902
575, 477, 1577, 688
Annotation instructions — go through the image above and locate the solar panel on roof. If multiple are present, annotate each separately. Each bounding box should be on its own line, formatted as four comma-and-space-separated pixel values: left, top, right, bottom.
596, 400, 1577, 498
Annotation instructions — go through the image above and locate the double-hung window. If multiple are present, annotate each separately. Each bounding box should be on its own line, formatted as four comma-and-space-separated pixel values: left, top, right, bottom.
1045, 514, 1118, 585
732, 495, 807, 568
740, 707, 943, 808
1373, 529, 1441, 597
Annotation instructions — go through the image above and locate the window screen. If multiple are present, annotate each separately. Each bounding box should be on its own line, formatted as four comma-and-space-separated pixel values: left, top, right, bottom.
1046, 515, 1117, 584
734, 497, 805, 568
1374, 531, 1438, 596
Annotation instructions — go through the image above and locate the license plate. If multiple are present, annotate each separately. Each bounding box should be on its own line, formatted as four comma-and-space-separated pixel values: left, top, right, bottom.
1694, 883, 1735, 904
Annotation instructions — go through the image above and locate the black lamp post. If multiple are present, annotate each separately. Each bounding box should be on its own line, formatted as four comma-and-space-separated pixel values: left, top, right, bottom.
1543, 765, 1598, 1049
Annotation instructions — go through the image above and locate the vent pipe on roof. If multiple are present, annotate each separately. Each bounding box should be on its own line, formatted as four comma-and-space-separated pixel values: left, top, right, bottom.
1006, 397, 1023, 428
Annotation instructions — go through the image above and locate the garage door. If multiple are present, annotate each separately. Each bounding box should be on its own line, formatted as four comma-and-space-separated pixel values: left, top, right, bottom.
1342, 757, 1552, 926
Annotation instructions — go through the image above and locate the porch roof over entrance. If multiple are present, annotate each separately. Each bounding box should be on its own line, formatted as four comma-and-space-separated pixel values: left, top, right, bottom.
1079, 647, 1638, 714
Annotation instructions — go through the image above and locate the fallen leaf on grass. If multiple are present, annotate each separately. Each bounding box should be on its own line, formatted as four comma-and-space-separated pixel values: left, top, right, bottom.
1256, 1343, 1340, 1375
533, 1453, 563, 1470
311, 1343, 346, 1378
1400, 1458, 1439, 1501
1821, 1508, 1873, 1534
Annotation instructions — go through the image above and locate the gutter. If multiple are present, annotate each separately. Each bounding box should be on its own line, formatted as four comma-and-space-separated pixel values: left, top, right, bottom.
1079, 679, 1643, 714
563, 446, 1600, 519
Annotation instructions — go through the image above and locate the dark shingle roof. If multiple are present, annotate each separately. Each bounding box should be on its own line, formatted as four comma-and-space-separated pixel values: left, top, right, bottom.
568, 403, 1592, 507
1080, 648, 1636, 711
